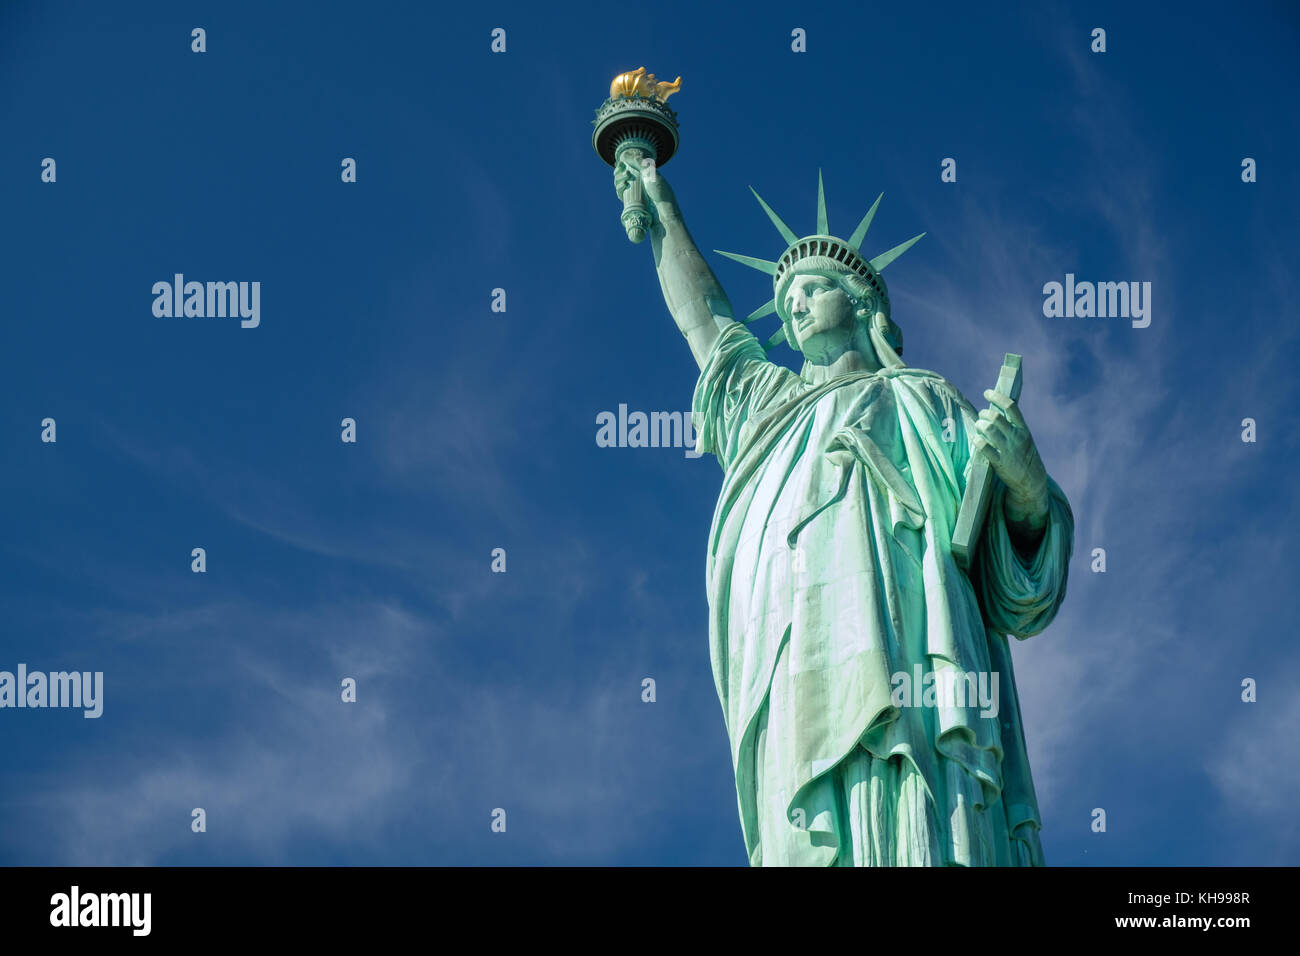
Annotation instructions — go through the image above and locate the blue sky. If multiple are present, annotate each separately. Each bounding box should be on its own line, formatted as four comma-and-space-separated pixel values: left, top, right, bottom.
1, 0, 1297, 865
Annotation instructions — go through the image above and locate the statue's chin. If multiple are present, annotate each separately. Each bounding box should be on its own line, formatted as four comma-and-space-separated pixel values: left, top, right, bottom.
796, 332, 849, 367
802, 352, 838, 367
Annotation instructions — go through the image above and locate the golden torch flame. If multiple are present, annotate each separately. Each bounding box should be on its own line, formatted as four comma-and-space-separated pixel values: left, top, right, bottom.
610, 67, 682, 103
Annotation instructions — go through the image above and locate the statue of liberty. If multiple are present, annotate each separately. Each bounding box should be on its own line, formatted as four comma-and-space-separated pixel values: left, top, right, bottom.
611, 150, 1074, 867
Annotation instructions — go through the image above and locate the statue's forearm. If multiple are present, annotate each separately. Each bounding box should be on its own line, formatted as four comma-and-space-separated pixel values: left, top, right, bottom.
651, 198, 737, 369
1004, 484, 1049, 559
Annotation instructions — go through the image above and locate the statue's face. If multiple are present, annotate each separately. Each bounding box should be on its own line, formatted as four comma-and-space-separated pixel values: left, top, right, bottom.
784, 273, 858, 364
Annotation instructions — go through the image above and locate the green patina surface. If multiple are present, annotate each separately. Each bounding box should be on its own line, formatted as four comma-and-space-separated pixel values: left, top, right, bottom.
597, 82, 1073, 865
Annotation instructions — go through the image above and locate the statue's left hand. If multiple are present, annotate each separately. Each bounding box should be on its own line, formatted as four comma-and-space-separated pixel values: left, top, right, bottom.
975, 390, 1049, 524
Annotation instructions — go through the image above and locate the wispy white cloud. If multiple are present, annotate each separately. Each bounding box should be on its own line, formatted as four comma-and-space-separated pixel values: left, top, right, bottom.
4, 600, 426, 864
2, 580, 727, 865
1205, 677, 1300, 863
881, 19, 1298, 860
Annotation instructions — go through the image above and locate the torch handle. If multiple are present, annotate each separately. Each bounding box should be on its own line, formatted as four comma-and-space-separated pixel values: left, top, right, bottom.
615, 146, 655, 244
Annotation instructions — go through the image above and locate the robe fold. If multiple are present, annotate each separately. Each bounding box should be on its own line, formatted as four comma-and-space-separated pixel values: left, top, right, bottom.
691, 323, 1073, 866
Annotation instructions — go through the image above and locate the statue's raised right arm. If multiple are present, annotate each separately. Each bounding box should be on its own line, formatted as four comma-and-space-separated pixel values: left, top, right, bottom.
615, 153, 737, 370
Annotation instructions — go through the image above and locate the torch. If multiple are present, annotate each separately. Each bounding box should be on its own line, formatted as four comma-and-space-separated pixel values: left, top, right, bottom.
592, 67, 682, 243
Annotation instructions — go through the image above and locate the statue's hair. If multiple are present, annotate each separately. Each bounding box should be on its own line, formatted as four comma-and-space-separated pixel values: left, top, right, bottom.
779, 257, 903, 357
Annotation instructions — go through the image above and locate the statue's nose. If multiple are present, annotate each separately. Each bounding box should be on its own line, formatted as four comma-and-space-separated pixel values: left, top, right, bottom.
790, 290, 809, 317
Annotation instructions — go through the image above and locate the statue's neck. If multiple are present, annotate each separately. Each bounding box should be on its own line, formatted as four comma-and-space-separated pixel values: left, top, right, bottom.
800, 348, 881, 386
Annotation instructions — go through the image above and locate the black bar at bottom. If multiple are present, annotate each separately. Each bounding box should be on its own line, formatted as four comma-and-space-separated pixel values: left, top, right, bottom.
0, 865, 1284, 941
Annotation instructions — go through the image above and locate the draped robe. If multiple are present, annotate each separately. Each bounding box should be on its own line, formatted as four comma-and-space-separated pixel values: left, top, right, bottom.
691, 324, 1074, 866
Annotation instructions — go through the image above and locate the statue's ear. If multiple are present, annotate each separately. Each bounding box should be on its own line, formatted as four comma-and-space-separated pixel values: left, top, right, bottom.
853, 292, 877, 321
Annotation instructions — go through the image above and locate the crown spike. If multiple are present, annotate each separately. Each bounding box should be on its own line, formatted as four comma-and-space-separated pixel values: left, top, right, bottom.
749, 187, 798, 245
816, 169, 828, 235
745, 299, 777, 323
868, 232, 926, 272
714, 250, 778, 274
848, 193, 884, 249
763, 326, 788, 351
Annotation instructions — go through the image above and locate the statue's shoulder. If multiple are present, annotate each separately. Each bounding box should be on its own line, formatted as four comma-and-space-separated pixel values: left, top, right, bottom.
882, 367, 977, 415
713, 321, 768, 361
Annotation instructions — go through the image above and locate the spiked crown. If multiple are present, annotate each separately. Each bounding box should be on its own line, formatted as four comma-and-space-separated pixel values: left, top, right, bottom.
714, 171, 925, 352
